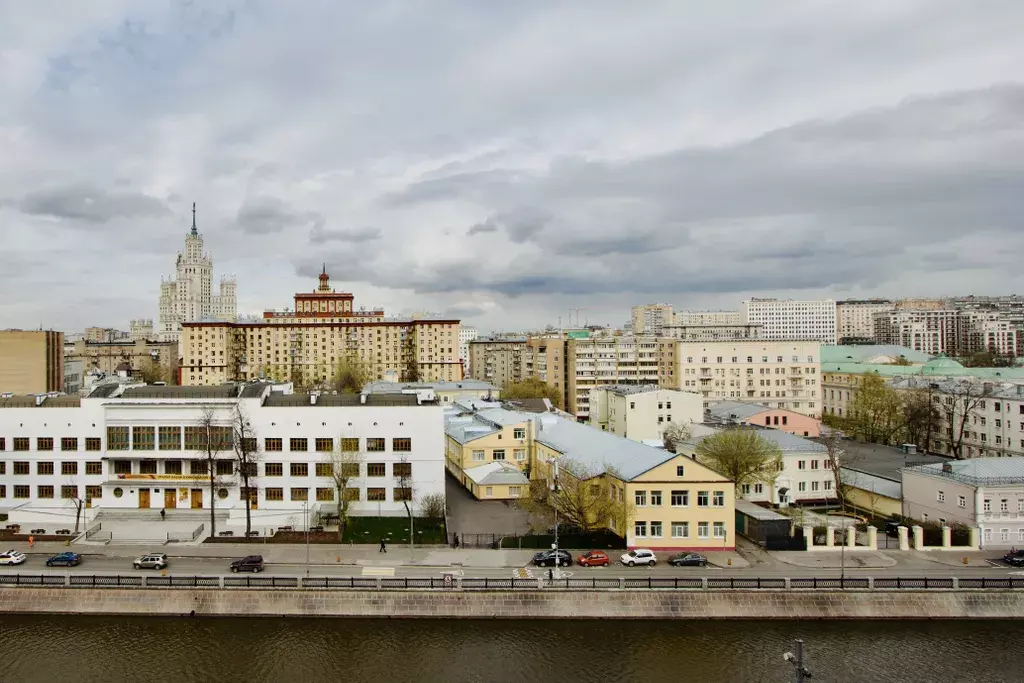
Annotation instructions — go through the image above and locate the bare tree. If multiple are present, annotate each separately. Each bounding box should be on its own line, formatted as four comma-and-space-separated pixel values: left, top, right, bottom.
232, 405, 261, 539
395, 455, 415, 548
942, 379, 992, 459
198, 407, 227, 537
819, 431, 858, 512
902, 384, 942, 452
548, 458, 633, 533
332, 356, 369, 393
420, 492, 445, 528
661, 421, 693, 452
63, 479, 87, 534
324, 438, 365, 541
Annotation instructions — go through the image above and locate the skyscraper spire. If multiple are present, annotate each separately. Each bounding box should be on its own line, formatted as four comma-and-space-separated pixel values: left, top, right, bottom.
190, 202, 198, 236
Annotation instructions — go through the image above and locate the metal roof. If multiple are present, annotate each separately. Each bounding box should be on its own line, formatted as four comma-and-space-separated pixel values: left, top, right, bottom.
835, 440, 952, 481
840, 468, 902, 500
705, 401, 769, 421
463, 462, 529, 486
820, 345, 932, 364
120, 386, 239, 399
363, 379, 497, 394
684, 426, 827, 453
735, 498, 791, 521
905, 458, 1024, 486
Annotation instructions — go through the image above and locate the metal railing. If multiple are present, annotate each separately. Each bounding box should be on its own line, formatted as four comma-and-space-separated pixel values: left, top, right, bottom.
166, 523, 205, 543
1, 574, 1023, 590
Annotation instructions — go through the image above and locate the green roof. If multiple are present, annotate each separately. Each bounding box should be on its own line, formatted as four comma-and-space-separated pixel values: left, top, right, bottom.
822, 360, 1024, 380
820, 345, 932, 365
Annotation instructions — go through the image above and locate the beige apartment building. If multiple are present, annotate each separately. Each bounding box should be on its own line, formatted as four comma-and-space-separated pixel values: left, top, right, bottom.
631, 303, 674, 336
553, 335, 660, 421
662, 323, 762, 341
836, 299, 894, 343
468, 336, 528, 388
657, 339, 822, 417
180, 270, 462, 387
0, 330, 64, 394
588, 385, 704, 442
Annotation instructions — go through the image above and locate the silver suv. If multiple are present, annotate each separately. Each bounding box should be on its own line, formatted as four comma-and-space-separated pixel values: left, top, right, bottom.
133, 553, 169, 570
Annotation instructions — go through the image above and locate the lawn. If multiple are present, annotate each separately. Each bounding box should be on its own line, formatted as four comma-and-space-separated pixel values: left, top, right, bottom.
342, 516, 446, 545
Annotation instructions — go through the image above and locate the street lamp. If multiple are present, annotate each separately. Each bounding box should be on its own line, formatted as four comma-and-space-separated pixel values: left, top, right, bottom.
783, 639, 813, 681
551, 459, 562, 580
303, 501, 310, 578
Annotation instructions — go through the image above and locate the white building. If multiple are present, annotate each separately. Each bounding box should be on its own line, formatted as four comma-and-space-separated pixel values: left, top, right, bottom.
157, 204, 237, 343
129, 319, 154, 342
662, 323, 762, 341
587, 385, 703, 443
741, 299, 837, 344
872, 308, 961, 356
0, 384, 444, 534
458, 326, 478, 374
363, 379, 499, 406
836, 299, 894, 343
674, 310, 742, 326
631, 304, 675, 336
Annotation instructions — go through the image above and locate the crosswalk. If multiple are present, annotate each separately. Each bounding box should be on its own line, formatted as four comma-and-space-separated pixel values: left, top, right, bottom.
361, 566, 396, 577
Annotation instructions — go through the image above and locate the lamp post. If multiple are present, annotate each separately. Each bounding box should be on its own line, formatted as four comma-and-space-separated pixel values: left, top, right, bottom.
303, 501, 310, 579
783, 639, 812, 682
551, 459, 562, 580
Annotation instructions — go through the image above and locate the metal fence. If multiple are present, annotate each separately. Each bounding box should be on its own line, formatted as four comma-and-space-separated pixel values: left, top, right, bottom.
2, 573, 1023, 590
167, 523, 206, 543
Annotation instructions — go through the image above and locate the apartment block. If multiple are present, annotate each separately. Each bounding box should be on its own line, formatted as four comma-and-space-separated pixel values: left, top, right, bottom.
560, 336, 661, 421
741, 299, 837, 344
657, 340, 822, 417
468, 337, 527, 388
836, 299, 894, 344
0, 330, 64, 395
674, 311, 742, 326
180, 269, 462, 387
65, 338, 179, 384
458, 326, 478, 374
588, 385, 703, 442
662, 323, 762, 341
631, 303, 674, 336
873, 309, 963, 356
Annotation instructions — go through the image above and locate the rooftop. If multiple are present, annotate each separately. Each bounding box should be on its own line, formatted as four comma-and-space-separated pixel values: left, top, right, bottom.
463, 462, 529, 487
822, 359, 1024, 381
705, 401, 771, 421
363, 379, 497, 394
596, 384, 663, 396
840, 467, 902, 500
735, 499, 791, 521
830, 439, 952, 481
820, 345, 932, 365
904, 458, 1024, 486
684, 426, 828, 453
263, 392, 421, 407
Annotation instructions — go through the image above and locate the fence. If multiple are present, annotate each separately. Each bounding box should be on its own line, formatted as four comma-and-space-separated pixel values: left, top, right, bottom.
450, 531, 626, 550
1, 573, 1023, 590
167, 523, 205, 543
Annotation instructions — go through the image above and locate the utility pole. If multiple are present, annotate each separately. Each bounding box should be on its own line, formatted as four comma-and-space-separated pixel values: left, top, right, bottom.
551, 459, 561, 580
784, 639, 812, 682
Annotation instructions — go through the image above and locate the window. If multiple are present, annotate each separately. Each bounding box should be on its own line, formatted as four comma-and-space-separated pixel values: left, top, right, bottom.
1000, 499, 1009, 513
290, 487, 308, 501
824, 460, 833, 469
394, 462, 412, 478
290, 438, 308, 452
394, 487, 412, 501
165, 460, 182, 475
958, 495, 966, 508
265, 462, 283, 477
393, 438, 412, 452
367, 438, 385, 452
344, 488, 360, 501
650, 491, 662, 506
368, 463, 386, 477
492, 449, 506, 461
367, 488, 386, 501
265, 438, 283, 452
741, 484, 751, 495
513, 428, 526, 439
698, 522, 709, 539
316, 487, 334, 501
13, 437, 29, 451
133, 427, 155, 450
56, 461, 77, 476
671, 490, 688, 507
86, 461, 102, 475
712, 491, 725, 507
61, 437, 78, 451
37, 437, 54, 451
472, 450, 485, 462
823, 480, 832, 491
37, 461, 54, 475
159, 426, 181, 450
713, 522, 726, 539
86, 486, 101, 501
754, 483, 764, 494
634, 521, 647, 537
316, 463, 333, 477
697, 491, 709, 506
811, 481, 819, 492
189, 460, 207, 475
937, 490, 945, 503
290, 463, 309, 477
635, 490, 647, 506
315, 438, 334, 452
514, 448, 526, 461
984, 499, 991, 512
676, 465, 685, 476
14, 485, 29, 499
810, 460, 819, 470
85, 437, 101, 451
650, 521, 663, 537
61, 485, 78, 499
672, 521, 689, 538
340, 438, 360, 452
1001, 529, 1010, 542
509, 486, 522, 497
798, 460, 806, 470
265, 488, 284, 501
38, 485, 54, 499
216, 460, 233, 475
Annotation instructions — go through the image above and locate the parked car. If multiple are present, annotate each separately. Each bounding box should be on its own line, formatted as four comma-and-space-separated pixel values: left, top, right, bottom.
668, 552, 708, 567
45, 552, 82, 567
577, 550, 610, 567
133, 553, 169, 570
620, 549, 657, 567
0, 550, 27, 566
230, 555, 264, 573
532, 549, 573, 567
1003, 549, 1024, 567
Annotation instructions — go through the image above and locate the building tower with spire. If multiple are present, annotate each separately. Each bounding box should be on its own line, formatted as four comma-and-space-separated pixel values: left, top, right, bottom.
157, 203, 237, 343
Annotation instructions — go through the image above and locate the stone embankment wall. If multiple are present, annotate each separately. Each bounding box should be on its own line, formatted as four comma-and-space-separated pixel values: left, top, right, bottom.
1, 588, 1023, 619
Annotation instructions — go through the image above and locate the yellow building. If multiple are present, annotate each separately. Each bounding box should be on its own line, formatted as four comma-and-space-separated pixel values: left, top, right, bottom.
444, 405, 532, 498
181, 269, 462, 387
0, 330, 64, 394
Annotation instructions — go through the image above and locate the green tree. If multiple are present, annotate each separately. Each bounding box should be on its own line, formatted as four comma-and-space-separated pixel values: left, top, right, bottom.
503, 377, 563, 409
547, 459, 633, 533
694, 428, 783, 490
332, 356, 368, 393
846, 373, 905, 443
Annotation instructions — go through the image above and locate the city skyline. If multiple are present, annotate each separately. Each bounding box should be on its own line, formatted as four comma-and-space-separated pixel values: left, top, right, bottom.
3, 2, 1024, 334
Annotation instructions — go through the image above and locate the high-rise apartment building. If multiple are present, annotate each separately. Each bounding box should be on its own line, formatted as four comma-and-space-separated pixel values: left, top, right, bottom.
657, 339, 822, 416
0, 330, 64, 394
872, 309, 962, 356
180, 268, 461, 387
674, 310, 742, 326
157, 204, 237, 343
630, 304, 675, 336
741, 299, 837, 344
468, 337, 528, 388
458, 326, 478, 374
835, 299, 894, 343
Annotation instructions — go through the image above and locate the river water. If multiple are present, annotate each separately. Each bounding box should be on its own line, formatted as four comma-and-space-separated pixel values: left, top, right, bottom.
0, 615, 1020, 682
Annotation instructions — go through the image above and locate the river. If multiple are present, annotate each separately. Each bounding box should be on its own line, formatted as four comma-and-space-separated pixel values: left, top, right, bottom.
0, 615, 1019, 682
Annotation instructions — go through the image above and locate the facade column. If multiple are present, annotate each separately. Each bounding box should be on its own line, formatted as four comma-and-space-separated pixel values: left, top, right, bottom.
911, 525, 924, 551
866, 526, 878, 549
802, 525, 814, 550
897, 525, 909, 551
825, 527, 835, 548
975, 486, 986, 549
846, 526, 856, 548
941, 526, 952, 549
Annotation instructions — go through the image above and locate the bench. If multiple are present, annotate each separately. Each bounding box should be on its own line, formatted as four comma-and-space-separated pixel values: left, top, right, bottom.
246, 531, 260, 537
310, 525, 324, 533
31, 529, 46, 535
218, 531, 234, 537
56, 529, 72, 535
277, 526, 293, 532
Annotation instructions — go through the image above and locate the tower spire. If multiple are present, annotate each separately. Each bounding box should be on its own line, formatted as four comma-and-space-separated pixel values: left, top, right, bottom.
190, 202, 198, 236
318, 264, 331, 292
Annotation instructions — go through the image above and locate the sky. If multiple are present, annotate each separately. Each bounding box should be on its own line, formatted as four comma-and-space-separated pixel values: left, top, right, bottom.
2, 1, 1023, 335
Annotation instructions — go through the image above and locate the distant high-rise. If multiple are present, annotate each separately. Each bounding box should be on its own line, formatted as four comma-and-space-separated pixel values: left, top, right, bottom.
741, 299, 837, 344
631, 304, 674, 336
157, 203, 237, 343
836, 299, 894, 343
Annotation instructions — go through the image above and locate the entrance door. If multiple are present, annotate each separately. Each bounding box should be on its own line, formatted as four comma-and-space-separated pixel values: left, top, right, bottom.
164, 489, 177, 509
190, 488, 203, 509
244, 487, 259, 510
138, 488, 151, 509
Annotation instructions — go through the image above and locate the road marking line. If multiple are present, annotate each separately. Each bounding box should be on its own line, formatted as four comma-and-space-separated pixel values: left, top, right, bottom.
361, 567, 395, 577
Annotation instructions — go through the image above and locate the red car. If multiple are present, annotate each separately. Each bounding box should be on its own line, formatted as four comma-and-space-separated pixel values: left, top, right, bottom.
577, 550, 610, 567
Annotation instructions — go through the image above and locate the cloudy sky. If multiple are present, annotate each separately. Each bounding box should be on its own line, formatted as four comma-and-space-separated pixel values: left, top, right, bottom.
3, 1, 1023, 334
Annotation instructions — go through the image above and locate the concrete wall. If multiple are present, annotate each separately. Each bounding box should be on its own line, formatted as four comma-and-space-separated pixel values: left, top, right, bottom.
2, 587, 1023, 619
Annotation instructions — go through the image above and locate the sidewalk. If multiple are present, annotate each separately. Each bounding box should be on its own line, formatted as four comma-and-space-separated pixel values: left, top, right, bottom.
909, 550, 1002, 568
769, 550, 897, 569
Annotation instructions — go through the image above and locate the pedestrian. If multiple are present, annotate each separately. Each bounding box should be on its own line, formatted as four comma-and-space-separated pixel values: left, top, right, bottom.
453, 533, 460, 549
160, 508, 166, 521
548, 567, 553, 581
28, 535, 35, 549
379, 539, 387, 553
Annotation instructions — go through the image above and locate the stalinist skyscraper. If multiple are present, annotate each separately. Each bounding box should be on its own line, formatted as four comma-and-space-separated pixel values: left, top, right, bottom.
157, 203, 237, 343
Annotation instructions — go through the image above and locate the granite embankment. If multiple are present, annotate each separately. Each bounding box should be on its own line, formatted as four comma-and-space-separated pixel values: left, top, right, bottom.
2, 587, 1023, 619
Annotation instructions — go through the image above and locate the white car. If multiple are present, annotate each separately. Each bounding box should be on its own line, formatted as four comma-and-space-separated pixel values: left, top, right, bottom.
0, 550, 27, 566
620, 549, 657, 567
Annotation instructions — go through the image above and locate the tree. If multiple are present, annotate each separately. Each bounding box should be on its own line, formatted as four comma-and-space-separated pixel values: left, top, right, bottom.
902, 385, 942, 452
64, 479, 87, 534
395, 455, 415, 548
503, 377, 563, 409
402, 353, 422, 382
942, 379, 992, 459
661, 421, 692, 452
547, 458, 633, 533
694, 428, 783, 491
332, 356, 368, 393
139, 358, 165, 384
818, 431, 856, 511
420, 492, 445, 528
890, 356, 914, 367
845, 374, 905, 444
324, 439, 365, 541
197, 407, 228, 537
231, 405, 261, 539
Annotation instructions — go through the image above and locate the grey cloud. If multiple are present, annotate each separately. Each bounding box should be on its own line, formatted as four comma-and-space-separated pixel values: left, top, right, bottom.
236, 196, 323, 235
466, 217, 500, 236
309, 223, 382, 244
19, 185, 169, 223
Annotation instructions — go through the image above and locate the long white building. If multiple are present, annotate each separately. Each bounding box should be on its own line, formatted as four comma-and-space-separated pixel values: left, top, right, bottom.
0, 384, 444, 533
741, 299, 837, 344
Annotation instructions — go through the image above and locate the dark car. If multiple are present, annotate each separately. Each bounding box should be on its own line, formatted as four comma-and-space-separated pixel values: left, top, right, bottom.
1004, 549, 1024, 567
45, 552, 82, 567
230, 555, 264, 573
532, 549, 573, 567
884, 520, 903, 537
577, 550, 610, 567
668, 552, 708, 567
